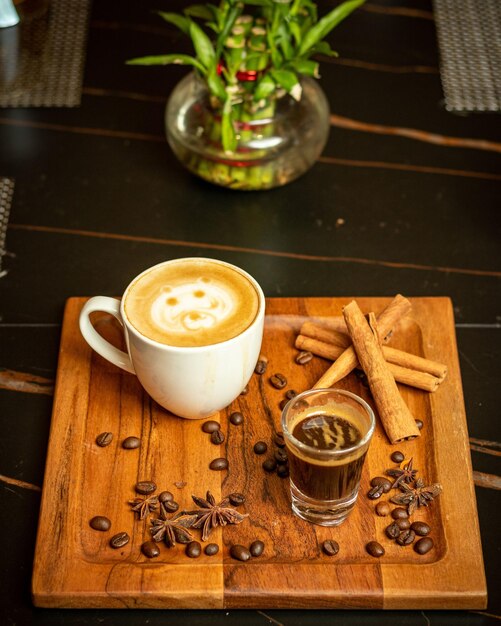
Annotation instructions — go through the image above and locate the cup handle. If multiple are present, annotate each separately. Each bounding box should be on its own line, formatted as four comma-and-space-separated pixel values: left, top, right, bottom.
79, 296, 135, 374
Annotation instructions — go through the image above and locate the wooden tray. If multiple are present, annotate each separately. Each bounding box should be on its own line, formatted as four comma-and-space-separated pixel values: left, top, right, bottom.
32, 297, 487, 609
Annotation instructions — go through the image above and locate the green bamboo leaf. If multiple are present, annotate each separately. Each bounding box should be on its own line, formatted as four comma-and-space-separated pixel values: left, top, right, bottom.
298, 0, 365, 56
221, 101, 237, 153
206, 67, 227, 101
157, 12, 190, 35
240, 0, 272, 5
254, 73, 276, 100
126, 54, 206, 74
270, 68, 302, 100
277, 22, 294, 60
189, 20, 216, 70
184, 5, 215, 21
288, 58, 320, 78
311, 41, 339, 57
216, 5, 241, 56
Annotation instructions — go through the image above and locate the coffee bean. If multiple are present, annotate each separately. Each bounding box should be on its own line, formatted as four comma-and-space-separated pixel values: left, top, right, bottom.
229, 412, 243, 425
366, 541, 385, 557
186, 541, 202, 558
89, 516, 111, 531
274, 448, 288, 464
322, 539, 339, 557
240, 385, 249, 395
202, 420, 220, 433
274, 434, 286, 448
262, 458, 277, 473
122, 436, 140, 449
253, 441, 268, 455
414, 537, 434, 555
415, 419, 424, 430
210, 430, 225, 445
396, 529, 415, 546
375, 502, 391, 517
295, 351, 313, 365
141, 541, 160, 558
158, 490, 174, 503
249, 540, 265, 557
270, 373, 287, 389
285, 389, 297, 400
162, 500, 179, 513
396, 518, 411, 530
229, 492, 246, 507
410, 521, 431, 536
205, 543, 219, 556
385, 522, 401, 539
390, 451, 404, 463
367, 485, 384, 500
276, 464, 289, 478
109, 532, 130, 549
209, 457, 228, 471
230, 544, 251, 562
370, 476, 392, 493
135, 481, 156, 495
279, 398, 289, 411
255, 357, 268, 375
96, 432, 113, 447
391, 507, 409, 520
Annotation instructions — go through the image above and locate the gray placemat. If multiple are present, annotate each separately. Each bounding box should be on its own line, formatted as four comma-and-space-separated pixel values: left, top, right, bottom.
433, 0, 501, 112
0, 178, 14, 278
0, 0, 91, 107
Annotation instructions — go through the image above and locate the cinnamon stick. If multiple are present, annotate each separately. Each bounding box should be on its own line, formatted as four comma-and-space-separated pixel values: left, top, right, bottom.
295, 335, 442, 392
342, 300, 420, 443
313, 294, 412, 389
301, 320, 447, 381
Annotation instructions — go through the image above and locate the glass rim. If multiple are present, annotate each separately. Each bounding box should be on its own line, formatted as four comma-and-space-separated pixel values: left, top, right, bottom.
281, 388, 376, 458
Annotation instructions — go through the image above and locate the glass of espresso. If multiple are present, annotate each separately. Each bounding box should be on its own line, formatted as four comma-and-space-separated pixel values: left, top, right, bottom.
281, 388, 375, 526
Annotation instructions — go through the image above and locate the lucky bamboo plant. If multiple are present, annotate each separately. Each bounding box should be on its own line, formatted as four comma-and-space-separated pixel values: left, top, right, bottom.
128, 0, 364, 188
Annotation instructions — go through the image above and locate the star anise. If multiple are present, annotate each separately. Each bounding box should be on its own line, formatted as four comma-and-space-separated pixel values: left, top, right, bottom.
187, 491, 249, 541
386, 457, 418, 489
128, 494, 159, 520
150, 512, 197, 547
390, 478, 442, 515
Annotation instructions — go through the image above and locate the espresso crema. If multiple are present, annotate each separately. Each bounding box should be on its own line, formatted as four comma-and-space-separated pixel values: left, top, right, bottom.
124, 260, 260, 347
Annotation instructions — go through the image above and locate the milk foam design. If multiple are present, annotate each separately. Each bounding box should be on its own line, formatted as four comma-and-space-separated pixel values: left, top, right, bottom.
151, 279, 235, 335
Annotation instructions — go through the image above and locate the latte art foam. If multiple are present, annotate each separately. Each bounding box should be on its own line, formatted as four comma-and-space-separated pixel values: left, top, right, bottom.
124, 260, 260, 347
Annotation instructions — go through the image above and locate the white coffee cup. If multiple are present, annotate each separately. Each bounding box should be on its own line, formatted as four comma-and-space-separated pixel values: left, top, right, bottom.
79, 258, 265, 419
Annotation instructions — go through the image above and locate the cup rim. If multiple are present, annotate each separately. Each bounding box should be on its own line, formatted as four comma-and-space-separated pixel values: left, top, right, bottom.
281, 388, 376, 458
119, 257, 265, 352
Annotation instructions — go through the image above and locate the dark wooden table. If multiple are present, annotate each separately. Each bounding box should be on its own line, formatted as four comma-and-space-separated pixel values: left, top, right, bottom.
1, 0, 500, 624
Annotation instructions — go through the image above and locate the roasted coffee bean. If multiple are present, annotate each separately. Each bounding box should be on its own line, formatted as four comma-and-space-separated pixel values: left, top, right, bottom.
90, 516, 111, 531
249, 540, 265, 557
279, 398, 289, 410
210, 430, 225, 445
162, 500, 179, 513
158, 490, 174, 503
367, 485, 384, 500
274, 434, 286, 448
370, 476, 392, 493
276, 464, 289, 478
229, 412, 243, 425
141, 541, 160, 558
295, 351, 313, 365
229, 492, 246, 507
396, 518, 411, 531
391, 507, 409, 520
385, 522, 401, 540
135, 481, 156, 495
415, 419, 424, 430
414, 537, 434, 555
209, 457, 229, 471
122, 436, 140, 449
230, 544, 251, 562
202, 420, 220, 434
410, 521, 431, 536
274, 448, 288, 464
270, 373, 287, 389
390, 451, 404, 463
109, 532, 130, 549
255, 357, 268, 375
285, 389, 297, 400
96, 432, 113, 447
205, 543, 219, 556
186, 541, 202, 558
262, 458, 277, 473
366, 541, 385, 557
375, 502, 391, 517
396, 530, 416, 546
253, 441, 268, 455
240, 385, 249, 395
322, 540, 339, 557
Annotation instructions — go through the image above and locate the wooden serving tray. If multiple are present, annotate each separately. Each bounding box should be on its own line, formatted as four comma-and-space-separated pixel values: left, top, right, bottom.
32, 297, 487, 609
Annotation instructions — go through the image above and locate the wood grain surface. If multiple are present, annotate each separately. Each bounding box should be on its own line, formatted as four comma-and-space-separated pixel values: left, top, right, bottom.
31, 297, 486, 609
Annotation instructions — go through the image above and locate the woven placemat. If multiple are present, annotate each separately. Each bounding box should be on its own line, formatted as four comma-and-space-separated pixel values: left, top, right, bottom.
433, 0, 501, 112
0, 178, 14, 278
0, 0, 91, 108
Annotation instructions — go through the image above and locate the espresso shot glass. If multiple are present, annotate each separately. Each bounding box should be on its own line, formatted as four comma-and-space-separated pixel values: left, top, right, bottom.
281, 388, 375, 526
